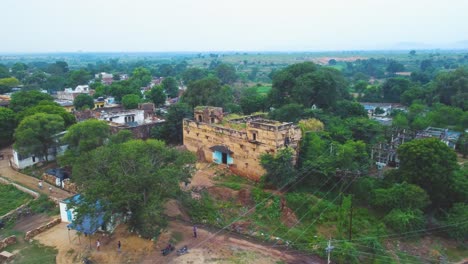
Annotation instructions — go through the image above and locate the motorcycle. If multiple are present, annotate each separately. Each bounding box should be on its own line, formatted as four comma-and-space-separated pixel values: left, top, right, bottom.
161, 244, 175, 256
176, 245, 189, 256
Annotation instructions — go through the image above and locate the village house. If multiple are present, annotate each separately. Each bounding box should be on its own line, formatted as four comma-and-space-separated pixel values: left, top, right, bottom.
183, 106, 302, 180
94, 103, 164, 139
95, 72, 114, 85
57, 85, 94, 101
60, 194, 121, 233
12, 131, 68, 169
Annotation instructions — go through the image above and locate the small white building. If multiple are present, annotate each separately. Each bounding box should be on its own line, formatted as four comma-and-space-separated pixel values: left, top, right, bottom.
60, 194, 122, 233
12, 132, 68, 169
98, 109, 145, 126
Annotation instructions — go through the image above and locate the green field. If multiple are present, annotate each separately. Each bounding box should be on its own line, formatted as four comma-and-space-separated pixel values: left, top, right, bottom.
255, 85, 272, 95
0, 184, 32, 216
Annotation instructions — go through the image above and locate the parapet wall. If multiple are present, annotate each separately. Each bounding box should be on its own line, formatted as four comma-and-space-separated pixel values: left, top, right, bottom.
183, 119, 301, 180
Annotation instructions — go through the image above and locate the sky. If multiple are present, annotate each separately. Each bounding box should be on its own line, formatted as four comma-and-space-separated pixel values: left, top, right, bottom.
3, 0, 468, 52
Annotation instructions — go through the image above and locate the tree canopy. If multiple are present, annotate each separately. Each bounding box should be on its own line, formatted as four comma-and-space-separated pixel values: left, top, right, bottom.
397, 138, 459, 208
14, 113, 65, 162
181, 77, 233, 108
71, 139, 196, 238
0, 108, 16, 147
10, 90, 54, 112
122, 94, 141, 109
73, 94, 95, 110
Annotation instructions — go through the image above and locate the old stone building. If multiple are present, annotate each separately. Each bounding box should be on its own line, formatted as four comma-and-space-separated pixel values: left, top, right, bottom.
183, 106, 302, 180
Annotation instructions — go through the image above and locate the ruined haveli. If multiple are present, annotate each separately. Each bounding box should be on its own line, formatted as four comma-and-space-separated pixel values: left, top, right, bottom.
183, 106, 302, 180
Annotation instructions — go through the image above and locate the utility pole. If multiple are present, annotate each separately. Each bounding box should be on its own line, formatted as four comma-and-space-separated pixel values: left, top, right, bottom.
326, 238, 334, 264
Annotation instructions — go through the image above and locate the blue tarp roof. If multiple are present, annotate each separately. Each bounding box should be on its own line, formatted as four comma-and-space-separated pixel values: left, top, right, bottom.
67, 213, 104, 235
64, 194, 105, 235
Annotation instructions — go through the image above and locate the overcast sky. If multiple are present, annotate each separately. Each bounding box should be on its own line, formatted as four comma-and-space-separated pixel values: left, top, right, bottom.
3, 0, 468, 52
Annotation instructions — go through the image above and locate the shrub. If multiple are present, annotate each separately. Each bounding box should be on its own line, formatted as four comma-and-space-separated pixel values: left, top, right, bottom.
444, 203, 468, 241
383, 209, 425, 233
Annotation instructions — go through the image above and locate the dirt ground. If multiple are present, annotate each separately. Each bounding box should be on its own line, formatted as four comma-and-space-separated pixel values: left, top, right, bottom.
14, 213, 52, 233
31, 162, 324, 264
0, 147, 72, 201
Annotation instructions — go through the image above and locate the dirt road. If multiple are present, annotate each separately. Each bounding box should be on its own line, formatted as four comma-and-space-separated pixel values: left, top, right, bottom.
0, 147, 72, 201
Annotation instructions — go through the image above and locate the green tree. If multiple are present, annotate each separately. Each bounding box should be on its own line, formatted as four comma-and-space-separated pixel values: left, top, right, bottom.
18, 101, 76, 127
384, 209, 425, 233
109, 80, 140, 102
146, 85, 166, 107
122, 94, 141, 109
73, 94, 95, 110
152, 103, 192, 144
14, 113, 65, 162
161, 77, 179, 98
239, 86, 267, 114
109, 130, 134, 145
71, 139, 196, 238
0, 77, 20, 94
269, 62, 348, 109
0, 108, 16, 147
332, 100, 367, 119
62, 119, 110, 155
131, 67, 152, 88
432, 68, 468, 110
181, 77, 233, 108
10, 90, 54, 112
386, 60, 405, 74
444, 203, 468, 241
260, 148, 297, 190
381, 77, 411, 103
181, 68, 208, 84
43, 75, 67, 92
269, 103, 306, 123
397, 138, 459, 208
372, 182, 430, 211
215, 63, 237, 84
0, 64, 10, 78
67, 69, 91, 87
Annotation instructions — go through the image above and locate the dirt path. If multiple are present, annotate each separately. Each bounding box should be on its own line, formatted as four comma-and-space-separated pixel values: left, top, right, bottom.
143, 220, 324, 264
14, 214, 52, 233
0, 147, 72, 201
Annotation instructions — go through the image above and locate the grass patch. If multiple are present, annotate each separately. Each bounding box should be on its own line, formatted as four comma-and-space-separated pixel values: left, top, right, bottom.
216, 182, 242, 190
5, 241, 57, 264
255, 85, 272, 95
29, 195, 59, 216
0, 184, 32, 216
170, 231, 184, 244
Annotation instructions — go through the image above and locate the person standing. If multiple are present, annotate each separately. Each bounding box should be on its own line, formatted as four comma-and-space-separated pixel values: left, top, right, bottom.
193, 225, 197, 238
96, 239, 101, 251
48, 186, 53, 193
38, 180, 43, 189
117, 240, 121, 253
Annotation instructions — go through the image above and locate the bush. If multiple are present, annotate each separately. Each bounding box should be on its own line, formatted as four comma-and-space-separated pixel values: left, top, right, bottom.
444, 203, 468, 241
29, 195, 58, 215
182, 192, 219, 225
372, 182, 430, 211
384, 209, 425, 233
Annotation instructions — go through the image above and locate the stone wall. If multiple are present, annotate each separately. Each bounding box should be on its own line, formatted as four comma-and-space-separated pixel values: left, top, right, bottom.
109, 122, 164, 139
24, 218, 61, 241
183, 119, 301, 180
42, 173, 77, 194
0, 236, 16, 251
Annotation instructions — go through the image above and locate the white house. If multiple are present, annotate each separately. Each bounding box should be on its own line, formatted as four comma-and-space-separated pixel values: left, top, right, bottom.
12, 132, 68, 169
98, 109, 145, 126
60, 194, 122, 233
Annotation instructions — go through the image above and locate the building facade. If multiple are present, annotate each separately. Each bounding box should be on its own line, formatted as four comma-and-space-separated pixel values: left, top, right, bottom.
183, 106, 302, 180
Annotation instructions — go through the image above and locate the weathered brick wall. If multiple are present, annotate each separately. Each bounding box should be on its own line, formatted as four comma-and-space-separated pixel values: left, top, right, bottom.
42, 173, 57, 186
0, 236, 16, 251
183, 119, 301, 180
24, 218, 61, 241
42, 174, 77, 194
62, 179, 78, 193
109, 122, 164, 139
